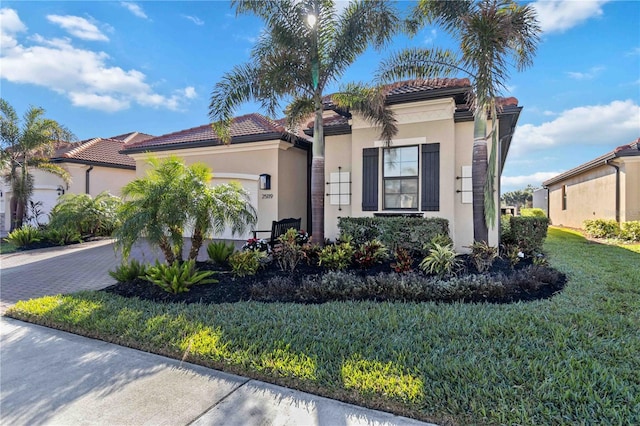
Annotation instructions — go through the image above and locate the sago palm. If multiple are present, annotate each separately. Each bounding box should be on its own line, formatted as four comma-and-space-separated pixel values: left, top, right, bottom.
209, 0, 400, 244
378, 0, 540, 243
0, 99, 75, 230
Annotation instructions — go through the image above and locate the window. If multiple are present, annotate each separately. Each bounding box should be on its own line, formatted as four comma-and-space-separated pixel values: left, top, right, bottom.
562, 185, 567, 210
383, 146, 418, 209
362, 143, 439, 212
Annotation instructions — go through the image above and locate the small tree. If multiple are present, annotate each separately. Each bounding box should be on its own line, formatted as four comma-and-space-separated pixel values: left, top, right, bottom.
0, 99, 75, 230
115, 156, 256, 263
48, 191, 122, 237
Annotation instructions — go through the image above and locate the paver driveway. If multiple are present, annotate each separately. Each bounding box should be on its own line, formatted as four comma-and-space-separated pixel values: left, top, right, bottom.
0, 240, 120, 313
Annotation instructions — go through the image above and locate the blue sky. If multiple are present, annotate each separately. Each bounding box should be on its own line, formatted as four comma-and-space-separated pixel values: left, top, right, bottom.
1, 1, 639, 193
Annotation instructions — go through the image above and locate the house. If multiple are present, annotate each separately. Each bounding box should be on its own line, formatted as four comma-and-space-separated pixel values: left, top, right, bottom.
317, 79, 522, 250
120, 114, 311, 240
120, 79, 522, 249
542, 139, 640, 228
1, 132, 152, 231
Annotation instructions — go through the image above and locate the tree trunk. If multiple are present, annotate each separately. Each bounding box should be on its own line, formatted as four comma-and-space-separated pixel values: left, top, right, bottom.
189, 227, 203, 261
472, 109, 489, 243
310, 97, 325, 245
159, 236, 176, 264
9, 195, 18, 231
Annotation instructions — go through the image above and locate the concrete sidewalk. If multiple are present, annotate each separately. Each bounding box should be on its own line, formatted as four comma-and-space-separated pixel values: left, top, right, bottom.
1, 318, 433, 426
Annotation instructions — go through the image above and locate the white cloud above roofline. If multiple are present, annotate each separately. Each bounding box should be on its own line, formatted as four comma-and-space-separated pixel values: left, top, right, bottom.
532, 0, 611, 34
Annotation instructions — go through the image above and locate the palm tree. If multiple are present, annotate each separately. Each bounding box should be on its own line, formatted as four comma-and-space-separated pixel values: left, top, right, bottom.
209, 0, 400, 244
378, 0, 540, 243
0, 99, 75, 230
115, 156, 256, 263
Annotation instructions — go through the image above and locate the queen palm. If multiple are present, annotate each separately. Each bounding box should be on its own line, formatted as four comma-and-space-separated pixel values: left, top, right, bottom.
378, 0, 540, 243
209, 0, 400, 244
0, 99, 75, 230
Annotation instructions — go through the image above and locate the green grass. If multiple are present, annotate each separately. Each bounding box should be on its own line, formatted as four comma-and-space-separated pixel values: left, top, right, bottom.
6, 227, 640, 425
0, 239, 19, 254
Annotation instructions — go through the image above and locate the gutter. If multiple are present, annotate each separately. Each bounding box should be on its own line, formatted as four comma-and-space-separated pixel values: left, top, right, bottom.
85, 165, 93, 194
606, 160, 620, 223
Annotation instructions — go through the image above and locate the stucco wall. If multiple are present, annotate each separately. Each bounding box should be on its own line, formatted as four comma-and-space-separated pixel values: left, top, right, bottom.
64, 164, 135, 197
547, 164, 617, 228
324, 98, 495, 251
620, 158, 640, 222
129, 140, 308, 240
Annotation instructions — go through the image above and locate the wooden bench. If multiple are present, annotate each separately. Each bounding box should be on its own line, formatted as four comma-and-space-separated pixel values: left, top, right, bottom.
252, 217, 301, 245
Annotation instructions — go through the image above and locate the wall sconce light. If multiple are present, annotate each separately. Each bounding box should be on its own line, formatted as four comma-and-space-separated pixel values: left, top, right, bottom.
259, 173, 271, 190
57, 185, 65, 196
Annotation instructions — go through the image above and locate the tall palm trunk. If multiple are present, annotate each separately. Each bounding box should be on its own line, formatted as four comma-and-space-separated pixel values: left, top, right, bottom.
472, 108, 488, 243
311, 95, 325, 245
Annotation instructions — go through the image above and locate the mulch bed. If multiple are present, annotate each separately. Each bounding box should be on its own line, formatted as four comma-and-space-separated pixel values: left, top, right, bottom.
103, 255, 566, 305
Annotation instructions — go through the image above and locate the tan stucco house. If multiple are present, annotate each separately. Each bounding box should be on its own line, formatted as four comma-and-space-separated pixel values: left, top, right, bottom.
1, 132, 151, 231
317, 79, 522, 251
120, 114, 311, 241
543, 139, 640, 228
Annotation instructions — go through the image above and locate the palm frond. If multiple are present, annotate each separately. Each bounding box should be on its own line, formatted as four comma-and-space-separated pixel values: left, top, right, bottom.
376, 47, 467, 84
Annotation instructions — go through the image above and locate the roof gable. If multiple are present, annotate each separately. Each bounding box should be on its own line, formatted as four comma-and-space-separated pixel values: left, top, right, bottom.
52, 137, 136, 169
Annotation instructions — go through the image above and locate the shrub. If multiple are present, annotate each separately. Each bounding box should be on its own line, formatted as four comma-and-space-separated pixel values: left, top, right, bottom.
519, 208, 546, 217
620, 221, 640, 242
228, 250, 265, 277
338, 217, 450, 254
419, 243, 462, 278
509, 216, 549, 255
318, 241, 354, 270
49, 192, 122, 238
353, 239, 388, 269
207, 241, 235, 264
44, 226, 82, 246
583, 219, 620, 239
143, 260, 217, 294
500, 214, 513, 244
242, 238, 270, 253
391, 248, 414, 273
109, 259, 148, 283
6, 225, 42, 248
422, 233, 454, 254
501, 244, 523, 269
273, 228, 306, 274
467, 241, 499, 273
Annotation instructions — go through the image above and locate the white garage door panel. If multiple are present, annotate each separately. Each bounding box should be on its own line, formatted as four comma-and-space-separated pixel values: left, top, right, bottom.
210, 178, 258, 241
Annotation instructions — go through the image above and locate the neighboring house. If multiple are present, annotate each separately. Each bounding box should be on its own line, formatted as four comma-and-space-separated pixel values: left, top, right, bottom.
543, 139, 640, 228
1, 132, 152, 231
120, 114, 311, 241
317, 79, 522, 250
532, 188, 548, 216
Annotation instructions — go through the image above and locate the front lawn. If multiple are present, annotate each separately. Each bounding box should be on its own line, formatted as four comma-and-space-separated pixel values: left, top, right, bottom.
6, 227, 640, 425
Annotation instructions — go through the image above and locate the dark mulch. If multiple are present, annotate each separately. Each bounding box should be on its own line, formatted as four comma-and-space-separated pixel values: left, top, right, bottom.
103, 255, 567, 305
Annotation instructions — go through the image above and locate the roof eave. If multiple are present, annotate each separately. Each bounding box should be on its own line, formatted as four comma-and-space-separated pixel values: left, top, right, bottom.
121, 132, 307, 155
50, 158, 135, 170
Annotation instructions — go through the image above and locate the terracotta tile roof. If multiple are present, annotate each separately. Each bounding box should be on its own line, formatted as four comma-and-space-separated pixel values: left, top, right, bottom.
123, 113, 290, 152
52, 137, 136, 168
110, 131, 155, 144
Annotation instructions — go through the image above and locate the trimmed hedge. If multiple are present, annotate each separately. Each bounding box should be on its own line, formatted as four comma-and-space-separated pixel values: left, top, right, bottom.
621, 221, 640, 242
503, 216, 549, 254
520, 208, 546, 217
583, 219, 620, 239
338, 217, 450, 254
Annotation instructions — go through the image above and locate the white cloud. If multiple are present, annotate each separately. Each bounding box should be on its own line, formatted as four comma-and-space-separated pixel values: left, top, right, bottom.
510, 100, 640, 158
120, 2, 148, 19
0, 8, 27, 48
47, 15, 108, 41
502, 172, 563, 188
182, 15, 204, 26
626, 47, 640, 56
0, 9, 194, 113
565, 66, 604, 80
423, 28, 437, 45
532, 0, 610, 34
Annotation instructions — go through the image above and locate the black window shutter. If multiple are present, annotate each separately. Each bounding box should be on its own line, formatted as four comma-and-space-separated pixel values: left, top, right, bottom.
421, 143, 440, 211
362, 148, 379, 211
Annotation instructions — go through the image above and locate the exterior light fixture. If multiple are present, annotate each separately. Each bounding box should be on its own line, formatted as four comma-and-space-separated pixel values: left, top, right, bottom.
57, 185, 65, 196
259, 174, 271, 190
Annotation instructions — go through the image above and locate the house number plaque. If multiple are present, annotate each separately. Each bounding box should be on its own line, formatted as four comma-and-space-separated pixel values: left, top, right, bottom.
262, 193, 274, 199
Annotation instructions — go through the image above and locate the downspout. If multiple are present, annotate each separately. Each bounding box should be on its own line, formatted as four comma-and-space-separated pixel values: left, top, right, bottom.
85, 165, 94, 194
605, 160, 620, 223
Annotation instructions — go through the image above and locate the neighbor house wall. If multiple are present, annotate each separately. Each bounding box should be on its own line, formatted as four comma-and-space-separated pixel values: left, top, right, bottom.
547, 164, 617, 228
620, 157, 640, 222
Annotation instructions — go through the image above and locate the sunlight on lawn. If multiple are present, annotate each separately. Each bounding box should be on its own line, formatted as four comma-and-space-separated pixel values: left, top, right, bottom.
341, 356, 424, 403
